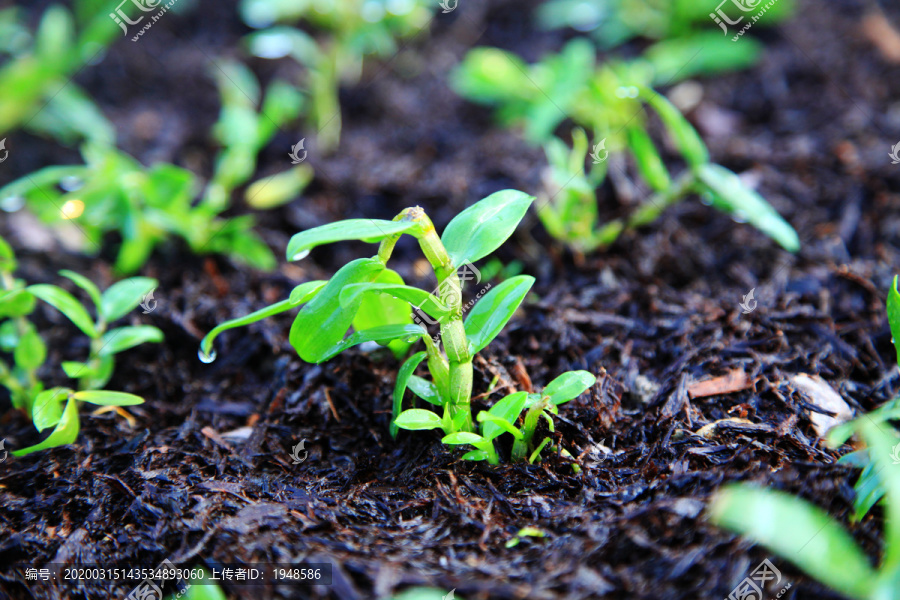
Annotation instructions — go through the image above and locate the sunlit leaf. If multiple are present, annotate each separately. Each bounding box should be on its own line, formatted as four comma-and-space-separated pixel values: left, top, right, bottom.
394, 408, 443, 431
99, 277, 158, 322
28, 284, 98, 338
464, 275, 534, 354
392, 351, 427, 438
286, 220, 420, 261
72, 390, 144, 406
98, 325, 163, 356
12, 394, 80, 456
543, 370, 596, 405
441, 190, 534, 267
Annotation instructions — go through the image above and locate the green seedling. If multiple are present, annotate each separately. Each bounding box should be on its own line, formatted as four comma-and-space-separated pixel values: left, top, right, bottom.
0, 1, 118, 143
505, 526, 547, 548
824, 276, 900, 522
204, 60, 312, 212
200, 190, 595, 461
443, 371, 596, 464
710, 417, 900, 600
536, 0, 793, 55
242, 0, 433, 152
453, 39, 800, 253
0, 236, 162, 455
0, 143, 275, 274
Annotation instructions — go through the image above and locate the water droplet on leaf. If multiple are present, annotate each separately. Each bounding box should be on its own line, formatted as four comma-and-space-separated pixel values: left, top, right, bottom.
198, 348, 217, 363
0, 196, 25, 212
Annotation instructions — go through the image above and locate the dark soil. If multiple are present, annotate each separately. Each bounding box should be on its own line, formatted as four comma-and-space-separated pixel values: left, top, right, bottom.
2, 0, 900, 598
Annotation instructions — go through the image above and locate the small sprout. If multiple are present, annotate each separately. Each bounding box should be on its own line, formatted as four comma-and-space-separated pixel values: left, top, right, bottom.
201, 191, 594, 462
505, 526, 547, 548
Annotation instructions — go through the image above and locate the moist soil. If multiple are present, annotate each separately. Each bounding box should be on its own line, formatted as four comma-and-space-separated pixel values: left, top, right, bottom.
2, 0, 900, 598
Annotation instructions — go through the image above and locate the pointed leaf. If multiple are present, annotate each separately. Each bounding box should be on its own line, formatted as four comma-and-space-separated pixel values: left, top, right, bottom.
72, 390, 144, 406
318, 324, 426, 362
392, 351, 427, 438
482, 391, 528, 441
290, 258, 385, 362
888, 275, 900, 367
12, 395, 80, 456
27, 284, 98, 338
543, 370, 596, 405
394, 408, 443, 431
351, 270, 414, 358
408, 375, 443, 406
98, 326, 163, 356
477, 413, 523, 440
99, 277, 158, 322
289, 281, 328, 305
286, 220, 420, 261
640, 87, 709, 168
442, 432, 486, 445
464, 275, 535, 354
58, 270, 101, 309
32, 387, 71, 432
461, 449, 489, 461
709, 485, 875, 600
858, 420, 900, 568
441, 190, 534, 267
697, 164, 800, 253
341, 282, 449, 319
61, 361, 91, 379
14, 325, 46, 370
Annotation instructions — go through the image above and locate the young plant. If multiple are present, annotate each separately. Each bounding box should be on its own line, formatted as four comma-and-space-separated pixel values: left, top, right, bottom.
242, 0, 433, 152
709, 418, 900, 600
0, 237, 163, 455
0, 143, 276, 274
200, 190, 595, 461
453, 39, 800, 253
442, 371, 596, 464
0, 1, 118, 144
204, 60, 312, 212
825, 276, 900, 521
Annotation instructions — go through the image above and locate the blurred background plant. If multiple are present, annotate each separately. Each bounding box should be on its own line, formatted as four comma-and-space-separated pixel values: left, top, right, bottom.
241, 0, 434, 152
453, 39, 800, 255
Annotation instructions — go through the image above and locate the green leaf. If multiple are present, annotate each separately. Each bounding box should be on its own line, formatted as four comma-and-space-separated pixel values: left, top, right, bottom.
351, 269, 415, 358
318, 324, 426, 362
27, 284, 98, 338
12, 394, 80, 456
98, 325, 163, 356
58, 270, 102, 309
709, 485, 876, 600
392, 351, 427, 438
441, 190, 535, 267
408, 375, 443, 406
99, 277, 158, 322
857, 421, 900, 569
246, 165, 313, 210
464, 275, 535, 354
442, 432, 486, 445
286, 220, 420, 261
482, 391, 528, 441
477, 413, 523, 440
697, 164, 800, 253
0, 287, 35, 318
290, 258, 385, 362
0, 236, 16, 273
32, 387, 70, 432
640, 87, 709, 168
14, 325, 46, 370
72, 390, 144, 406
289, 281, 328, 306
394, 408, 443, 431
888, 275, 900, 367
626, 125, 670, 192
61, 361, 91, 379
461, 450, 489, 461
543, 370, 596, 405
341, 282, 450, 320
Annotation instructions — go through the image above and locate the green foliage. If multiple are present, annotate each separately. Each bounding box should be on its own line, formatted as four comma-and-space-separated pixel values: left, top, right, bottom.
200, 191, 596, 462
0, 238, 162, 455
536, 0, 794, 51
0, 2, 118, 143
0, 144, 276, 274
242, 0, 433, 151
453, 39, 800, 253
710, 418, 900, 600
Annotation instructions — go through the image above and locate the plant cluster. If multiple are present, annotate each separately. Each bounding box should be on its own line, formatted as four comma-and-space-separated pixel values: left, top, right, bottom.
0, 237, 162, 455
241, 0, 434, 152
453, 38, 800, 255
710, 276, 900, 600
200, 190, 596, 463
